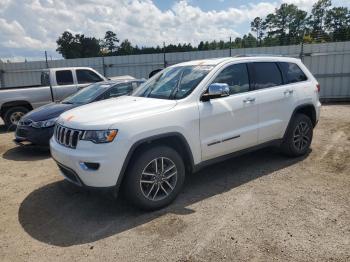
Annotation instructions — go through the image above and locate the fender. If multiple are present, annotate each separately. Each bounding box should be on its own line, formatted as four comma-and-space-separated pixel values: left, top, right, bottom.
115, 132, 195, 192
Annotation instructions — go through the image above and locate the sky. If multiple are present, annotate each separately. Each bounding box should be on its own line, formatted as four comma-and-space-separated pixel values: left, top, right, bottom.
0, 0, 349, 62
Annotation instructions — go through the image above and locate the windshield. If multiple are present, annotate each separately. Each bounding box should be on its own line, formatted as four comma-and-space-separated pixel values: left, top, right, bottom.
62, 82, 115, 104
132, 65, 213, 100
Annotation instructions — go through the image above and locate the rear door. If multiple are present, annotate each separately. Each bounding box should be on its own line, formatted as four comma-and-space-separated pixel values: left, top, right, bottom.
250, 62, 298, 143
199, 63, 259, 161
53, 70, 78, 101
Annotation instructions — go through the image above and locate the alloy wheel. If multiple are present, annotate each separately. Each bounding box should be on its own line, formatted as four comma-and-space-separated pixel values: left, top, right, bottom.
293, 121, 310, 151
139, 157, 178, 201
10, 112, 25, 125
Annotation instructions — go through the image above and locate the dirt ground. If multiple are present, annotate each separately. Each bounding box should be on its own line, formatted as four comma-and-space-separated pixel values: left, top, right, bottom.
0, 104, 349, 262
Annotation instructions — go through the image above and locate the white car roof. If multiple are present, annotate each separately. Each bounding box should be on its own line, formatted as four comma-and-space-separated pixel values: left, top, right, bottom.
172, 56, 301, 67
42, 67, 96, 71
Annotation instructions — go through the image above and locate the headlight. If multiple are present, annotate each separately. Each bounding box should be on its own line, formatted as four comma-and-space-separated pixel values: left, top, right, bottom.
81, 129, 118, 143
31, 117, 58, 128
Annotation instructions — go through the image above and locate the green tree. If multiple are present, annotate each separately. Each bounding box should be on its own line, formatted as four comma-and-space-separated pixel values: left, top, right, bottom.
251, 17, 264, 45
325, 7, 350, 41
242, 33, 257, 48
79, 35, 101, 57
56, 31, 101, 58
56, 31, 81, 58
309, 0, 332, 40
273, 4, 299, 44
118, 39, 133, 55
198, 41, 205, 50
233, 37, 243, 48
102, 31, 119, 54
288, 9, 308, 44
262, 4, 308, 45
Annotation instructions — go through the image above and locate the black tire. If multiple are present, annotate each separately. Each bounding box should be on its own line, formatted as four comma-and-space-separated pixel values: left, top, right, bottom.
3, 106, 29, 130
123, 145, 185, 210
281, 113, 313, 157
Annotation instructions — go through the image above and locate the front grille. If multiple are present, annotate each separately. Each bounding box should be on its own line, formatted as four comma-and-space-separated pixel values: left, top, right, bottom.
54, 124, 84, 149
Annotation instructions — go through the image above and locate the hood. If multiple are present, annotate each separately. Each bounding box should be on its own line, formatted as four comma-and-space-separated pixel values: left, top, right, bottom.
23, 102, 77, 122
58, 96, 177, 129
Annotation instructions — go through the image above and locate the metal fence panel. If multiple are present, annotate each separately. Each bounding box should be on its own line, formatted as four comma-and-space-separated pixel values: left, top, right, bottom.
1, 41, 350, 99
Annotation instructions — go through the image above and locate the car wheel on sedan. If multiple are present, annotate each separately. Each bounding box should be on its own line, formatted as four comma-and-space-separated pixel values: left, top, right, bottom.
123, 145, 185, 210
281, 113, 313, 157
3, 106, 29, 130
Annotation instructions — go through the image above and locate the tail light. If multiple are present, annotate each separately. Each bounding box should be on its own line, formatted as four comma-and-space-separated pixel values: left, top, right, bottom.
316, 83, 320, 92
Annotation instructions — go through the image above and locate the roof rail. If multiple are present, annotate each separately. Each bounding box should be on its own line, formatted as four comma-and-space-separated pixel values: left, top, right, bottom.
233, 54, 284, 57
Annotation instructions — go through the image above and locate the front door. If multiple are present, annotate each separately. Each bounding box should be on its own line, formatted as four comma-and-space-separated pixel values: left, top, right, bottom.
199, 63, 259, 161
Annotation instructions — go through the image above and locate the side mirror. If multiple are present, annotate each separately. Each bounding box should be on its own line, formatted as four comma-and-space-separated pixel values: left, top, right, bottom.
201, 83, 230, 101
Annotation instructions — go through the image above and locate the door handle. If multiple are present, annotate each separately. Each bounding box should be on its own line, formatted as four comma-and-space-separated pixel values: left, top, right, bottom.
284, 89, 294, 95
243, 97, 256, 103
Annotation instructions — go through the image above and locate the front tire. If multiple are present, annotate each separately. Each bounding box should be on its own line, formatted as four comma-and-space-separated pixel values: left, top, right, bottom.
3, 106, 29, 130
281, 113, 313, 157
123, 146, 185, 210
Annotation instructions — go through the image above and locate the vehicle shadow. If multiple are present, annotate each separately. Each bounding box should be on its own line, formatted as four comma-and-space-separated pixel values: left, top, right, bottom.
18, 147, 310, 247
0, 124, 12, 134
3, 145, 50, 161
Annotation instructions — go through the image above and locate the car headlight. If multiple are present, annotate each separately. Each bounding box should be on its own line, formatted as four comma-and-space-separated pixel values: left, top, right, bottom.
81, 129, 118, 143
31, 117, 58, 128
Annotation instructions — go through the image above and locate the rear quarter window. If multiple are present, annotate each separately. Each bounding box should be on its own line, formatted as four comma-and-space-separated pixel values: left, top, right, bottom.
279, 62, 308, 84
251, 62, 283, 89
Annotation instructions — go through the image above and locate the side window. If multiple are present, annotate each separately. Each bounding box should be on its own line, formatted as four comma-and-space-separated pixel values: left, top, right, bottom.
56, 70, 73, 85
279, 62, 307, 84
104, 83, 133, 98
252, 62, 282, 89
212, 63, 249, 95
76, 69, 103, 84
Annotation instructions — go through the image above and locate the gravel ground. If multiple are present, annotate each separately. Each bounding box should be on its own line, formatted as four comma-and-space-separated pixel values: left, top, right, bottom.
0, 104, 349, 262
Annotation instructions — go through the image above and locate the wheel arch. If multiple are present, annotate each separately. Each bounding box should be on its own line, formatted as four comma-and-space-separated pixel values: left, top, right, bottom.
283, 103, 317, 139
115, 132, 195, 191
292, 104, 317, 127
1, 100, 33, 115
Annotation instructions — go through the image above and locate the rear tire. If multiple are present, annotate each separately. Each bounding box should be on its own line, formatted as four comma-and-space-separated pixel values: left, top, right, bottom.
123, 145, 185, 210
281, 113, 313, 157
3, 107, 29, 130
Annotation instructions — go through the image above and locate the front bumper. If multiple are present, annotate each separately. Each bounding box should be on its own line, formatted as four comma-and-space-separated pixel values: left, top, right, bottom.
15, 125, 54, 146
50, 136, 129, 188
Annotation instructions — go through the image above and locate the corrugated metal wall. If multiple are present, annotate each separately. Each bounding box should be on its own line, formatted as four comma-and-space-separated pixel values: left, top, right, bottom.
1, 41, 349, 99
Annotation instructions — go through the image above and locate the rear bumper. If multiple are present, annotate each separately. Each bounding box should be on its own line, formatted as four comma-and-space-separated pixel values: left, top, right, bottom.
15, 126, 54, 146
315, 101, 322, 126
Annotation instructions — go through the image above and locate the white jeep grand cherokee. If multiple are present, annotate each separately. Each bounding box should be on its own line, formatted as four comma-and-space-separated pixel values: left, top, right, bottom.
50, 56, 321, 210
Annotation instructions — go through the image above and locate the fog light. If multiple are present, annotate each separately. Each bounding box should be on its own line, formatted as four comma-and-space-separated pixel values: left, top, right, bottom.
79, 162, 100, 171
